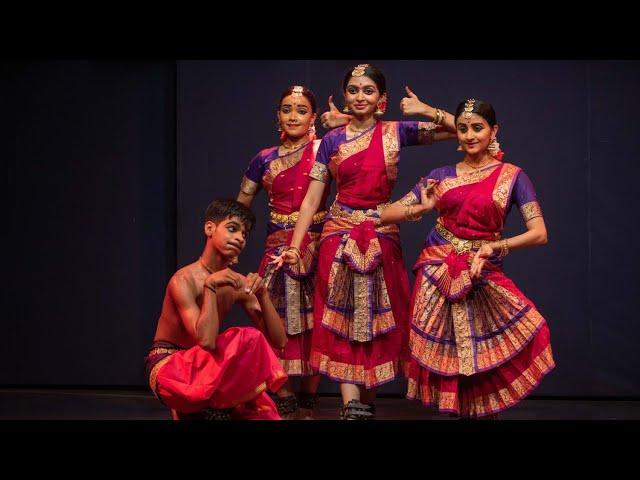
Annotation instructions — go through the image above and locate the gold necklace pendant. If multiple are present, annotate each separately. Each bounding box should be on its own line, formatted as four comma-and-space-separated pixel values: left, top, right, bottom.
348, 123, 373, 134
199, 257, 213, 274
282, 140, 309, 150
464, 159, 492, 171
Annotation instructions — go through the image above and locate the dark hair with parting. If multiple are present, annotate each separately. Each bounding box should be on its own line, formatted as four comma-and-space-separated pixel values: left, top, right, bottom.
342, 64, 387, 95
454, 99, 497, 126
279, 85, 317, 113
205, 198, 256, 232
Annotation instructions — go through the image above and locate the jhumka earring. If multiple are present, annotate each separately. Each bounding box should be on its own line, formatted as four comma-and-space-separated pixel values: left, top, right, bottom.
488, 137, 499, 155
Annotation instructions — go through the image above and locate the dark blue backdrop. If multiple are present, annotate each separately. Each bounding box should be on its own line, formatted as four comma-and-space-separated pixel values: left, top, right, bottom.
3, 60, 639, 397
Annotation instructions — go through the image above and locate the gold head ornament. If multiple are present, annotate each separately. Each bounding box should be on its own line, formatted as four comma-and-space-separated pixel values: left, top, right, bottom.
463, 98, 476, 119
352, 64, 369, 77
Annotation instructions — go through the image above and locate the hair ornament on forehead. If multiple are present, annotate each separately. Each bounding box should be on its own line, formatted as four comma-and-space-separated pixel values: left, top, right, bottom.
463, 99, 476, 119
352, 64, 369, 77
291, 86, 304, 97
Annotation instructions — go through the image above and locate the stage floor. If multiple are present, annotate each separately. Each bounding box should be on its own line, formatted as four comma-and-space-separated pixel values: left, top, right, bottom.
1, 388, 639, 420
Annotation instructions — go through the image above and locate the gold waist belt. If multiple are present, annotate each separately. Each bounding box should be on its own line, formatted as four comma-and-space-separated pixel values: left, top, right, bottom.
270, 210, 327, 226
328, 202, 389, 225
148, 347, 179, 357
435, 223, 497, 253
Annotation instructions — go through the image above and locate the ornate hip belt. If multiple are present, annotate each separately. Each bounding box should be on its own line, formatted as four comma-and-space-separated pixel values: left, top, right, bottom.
328, 202, 389, 225
270, 209, 327, 227
147, 346, 179, 356
435, 223, 497, 253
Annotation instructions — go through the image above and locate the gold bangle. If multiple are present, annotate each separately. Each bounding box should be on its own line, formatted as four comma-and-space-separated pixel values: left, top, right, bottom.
404, 205, 421, 222
498, 239, 509, 258
285, 246, 302, 260
433, 108, 442, 125
403, 205, 411, 221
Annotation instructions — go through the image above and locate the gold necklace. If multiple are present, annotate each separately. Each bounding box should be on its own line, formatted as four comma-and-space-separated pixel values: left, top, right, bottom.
347, 122, 374, 134
281, 140, 309, 150
462, 159, 493, 173
199, 257, 213, 274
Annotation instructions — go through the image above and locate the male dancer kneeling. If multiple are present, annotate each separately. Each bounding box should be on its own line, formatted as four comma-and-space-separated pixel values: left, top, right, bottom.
145, 199, 288, 420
